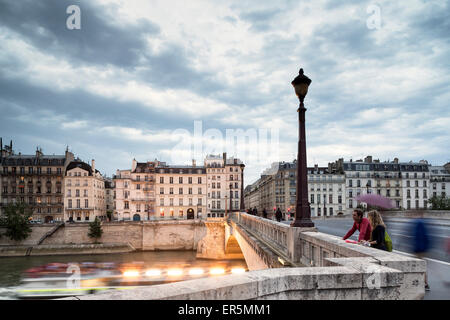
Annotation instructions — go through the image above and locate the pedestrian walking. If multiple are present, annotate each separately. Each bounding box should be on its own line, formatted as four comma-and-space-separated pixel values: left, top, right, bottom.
342, 209, 372, 242
361, 210, 387, 251
275, 208, 282, 222
411, 213, 431, 291
253, 207, 258, 216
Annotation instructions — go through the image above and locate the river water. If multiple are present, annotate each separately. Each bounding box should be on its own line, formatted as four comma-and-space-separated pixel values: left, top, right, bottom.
0, 251, 248, 299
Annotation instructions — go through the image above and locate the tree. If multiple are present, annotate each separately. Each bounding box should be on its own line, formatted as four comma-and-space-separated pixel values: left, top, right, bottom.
428, 195, 450, 210
88, 217, 103, 242
2, 202, 32, 241
106, 210, 113, 222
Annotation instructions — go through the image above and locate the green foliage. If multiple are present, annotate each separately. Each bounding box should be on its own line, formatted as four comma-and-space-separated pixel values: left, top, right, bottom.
427, 195, 450, 210
88, 217, 103, 241
2, 202, 32, 241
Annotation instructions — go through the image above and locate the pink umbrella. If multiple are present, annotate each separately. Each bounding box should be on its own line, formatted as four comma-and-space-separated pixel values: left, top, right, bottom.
355, 194, 395, 209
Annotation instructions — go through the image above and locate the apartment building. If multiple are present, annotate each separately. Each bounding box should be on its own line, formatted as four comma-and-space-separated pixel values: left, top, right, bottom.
245, 160, 345, 217
155, 160, 206, 219
0, 140, 74, 222
64, 159, 106, 222
429, 165, 450, 199
105, 178, 115, 220
205, 153, 245, 217
114, 159, 157, 221
114, 154, 245, 221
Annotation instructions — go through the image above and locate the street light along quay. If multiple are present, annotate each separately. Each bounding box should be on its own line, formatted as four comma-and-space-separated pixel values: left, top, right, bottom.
290, 68, 314, 228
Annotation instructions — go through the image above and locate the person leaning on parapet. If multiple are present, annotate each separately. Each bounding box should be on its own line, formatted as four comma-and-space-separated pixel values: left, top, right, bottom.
361, 210, 387, 251
343, 209, 372, 242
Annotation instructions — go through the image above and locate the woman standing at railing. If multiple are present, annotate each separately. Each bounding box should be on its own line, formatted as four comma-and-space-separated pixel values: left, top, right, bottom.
361, 210, 387, 251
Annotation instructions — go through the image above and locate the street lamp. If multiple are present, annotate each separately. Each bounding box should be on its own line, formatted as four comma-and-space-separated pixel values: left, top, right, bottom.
290, 68, 314, 228
229, 183, 233, 214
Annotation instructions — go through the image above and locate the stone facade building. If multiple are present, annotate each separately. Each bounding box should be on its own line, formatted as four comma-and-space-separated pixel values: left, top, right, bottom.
114, 153, 245, 221
429, 165, 450, 199
155, 160, 207, 219
114, 159, 157, 221
245, 155, 444, 217
0, 140, 74, 222
205, 153, 245, 217
104, 178, 115, 220
244, 160, 346, 217
64, 159, 106, 222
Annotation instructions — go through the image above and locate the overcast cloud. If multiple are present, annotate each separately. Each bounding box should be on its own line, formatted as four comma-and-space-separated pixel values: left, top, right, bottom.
0, 0, 449, 185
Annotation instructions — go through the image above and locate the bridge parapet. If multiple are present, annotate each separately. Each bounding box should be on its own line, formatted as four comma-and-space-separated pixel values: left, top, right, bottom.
230, 212, 316, 265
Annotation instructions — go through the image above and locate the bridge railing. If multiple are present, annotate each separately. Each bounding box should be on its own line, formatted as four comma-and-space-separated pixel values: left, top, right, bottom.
230, 212, 290, 259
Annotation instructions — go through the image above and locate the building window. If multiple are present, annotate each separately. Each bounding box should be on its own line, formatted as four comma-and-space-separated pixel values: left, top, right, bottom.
76, 199, 80, 208
189, 188, 192, 195
329, 194, 333, 204
423, 189, 427, 198
179, 188, 183, 195
198, 198, 202, 205
179, 199, 183, 206
198, 177, 202, 184
170, 177, 173, 184
407, 189, 411, 198
310, 194, 314, 204
160, 177, 164, 183
170, 198, 174, 206
169, 187, 173, 194
85, 199, 89, 208
188, 177, 192, 184
198, 188, 202, 194
160, 198, 164, 206
160, 188, 164, 194
137, 184, 141, 190
179, 177, 183, 184
68, 199, 72, 208
124, 201, 129, 209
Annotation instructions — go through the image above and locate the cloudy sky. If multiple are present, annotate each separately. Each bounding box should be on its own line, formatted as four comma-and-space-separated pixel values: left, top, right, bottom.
0, 0, 449, 185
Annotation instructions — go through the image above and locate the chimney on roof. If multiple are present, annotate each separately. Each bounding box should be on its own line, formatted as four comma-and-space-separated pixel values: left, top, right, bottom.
92, 159, 95, 173
364, 155, 372, 163
394, 157, 399, 164
132, 158, 137, 172
223, 152, 227, 163
192, 159, 196, 167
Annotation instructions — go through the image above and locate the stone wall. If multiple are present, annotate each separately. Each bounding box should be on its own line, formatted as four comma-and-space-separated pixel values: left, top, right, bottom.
68, 263, 405, 300
0, 225, 55, 246
0, 243, 134, 257
1, 220, 228, 258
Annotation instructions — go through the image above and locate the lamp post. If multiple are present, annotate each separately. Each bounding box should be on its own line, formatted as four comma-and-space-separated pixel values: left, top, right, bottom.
290, 68, 314, 228
229, 183, 233, 214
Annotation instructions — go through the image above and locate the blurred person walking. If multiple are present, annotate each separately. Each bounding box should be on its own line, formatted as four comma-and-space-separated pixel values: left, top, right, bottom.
263, 208, 268, 219
275, 208, 282, 222
411, 213, 431, 291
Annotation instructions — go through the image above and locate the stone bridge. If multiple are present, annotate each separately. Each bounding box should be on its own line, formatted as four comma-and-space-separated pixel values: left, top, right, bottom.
68, 212, 427, 300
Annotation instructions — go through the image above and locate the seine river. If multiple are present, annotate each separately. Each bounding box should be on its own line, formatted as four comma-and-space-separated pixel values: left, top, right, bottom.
0, 251, 248, 299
